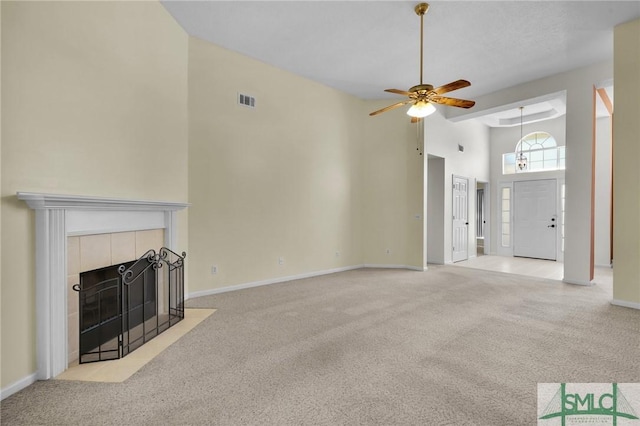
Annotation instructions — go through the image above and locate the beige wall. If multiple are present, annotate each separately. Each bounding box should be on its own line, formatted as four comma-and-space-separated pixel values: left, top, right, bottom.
613, 18, 640, 305
362, 100, 424, 268
188, 37, 364, 292
1, 1, 188, 389
0, 0, 3, 386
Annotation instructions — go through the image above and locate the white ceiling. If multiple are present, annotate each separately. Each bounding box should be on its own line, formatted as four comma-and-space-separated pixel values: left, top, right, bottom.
161, 1, 638, 126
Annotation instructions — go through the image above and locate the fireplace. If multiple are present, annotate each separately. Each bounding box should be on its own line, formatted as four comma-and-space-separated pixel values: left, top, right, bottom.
75, 248, 185, 363
18, 192, 189, 379
78, 260, 135, 362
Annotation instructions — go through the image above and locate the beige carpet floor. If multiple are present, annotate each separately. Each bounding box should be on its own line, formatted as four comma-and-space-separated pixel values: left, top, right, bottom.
2, 266, 639, 425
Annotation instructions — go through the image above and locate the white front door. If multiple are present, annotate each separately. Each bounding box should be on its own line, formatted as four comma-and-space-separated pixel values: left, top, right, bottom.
513, 179, 557, 260
452, 176, 469, 262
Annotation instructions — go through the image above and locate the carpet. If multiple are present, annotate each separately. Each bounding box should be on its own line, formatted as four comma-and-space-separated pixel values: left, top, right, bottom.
2, 266, 638, 425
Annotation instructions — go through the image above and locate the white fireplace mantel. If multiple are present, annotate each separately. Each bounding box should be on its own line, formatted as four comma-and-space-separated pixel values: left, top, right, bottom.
17, 192, 189, 380
18, 192, 189, 211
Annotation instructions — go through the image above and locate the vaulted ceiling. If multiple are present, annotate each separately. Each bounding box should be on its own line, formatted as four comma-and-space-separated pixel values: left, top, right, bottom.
161, 1, 639, 126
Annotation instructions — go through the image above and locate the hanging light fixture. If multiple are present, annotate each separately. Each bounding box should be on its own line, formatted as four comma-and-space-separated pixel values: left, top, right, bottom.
516, 106, 527, 171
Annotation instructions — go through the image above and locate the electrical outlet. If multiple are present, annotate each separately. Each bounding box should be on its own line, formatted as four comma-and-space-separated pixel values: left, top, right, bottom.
278, 256, 284, 265
211, 265, 218, 275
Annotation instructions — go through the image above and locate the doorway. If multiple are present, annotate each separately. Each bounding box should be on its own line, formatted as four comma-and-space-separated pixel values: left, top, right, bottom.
513, 179, 557, 260
427, 156, 445, 264
452, 175, 469, 262
476, 181, 489, 256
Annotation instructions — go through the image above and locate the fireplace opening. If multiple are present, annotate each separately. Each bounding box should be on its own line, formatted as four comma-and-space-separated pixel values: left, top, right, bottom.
74, 247, 185, 364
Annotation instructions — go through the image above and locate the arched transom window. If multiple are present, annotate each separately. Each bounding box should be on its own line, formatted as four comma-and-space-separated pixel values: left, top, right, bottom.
503, 131, 565, 174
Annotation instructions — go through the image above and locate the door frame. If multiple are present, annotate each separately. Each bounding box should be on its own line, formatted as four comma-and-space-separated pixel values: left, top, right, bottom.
513, 178, 558, 261
476, 181, 490, 255
452, 175, 470, 262
496, 178, 565, 262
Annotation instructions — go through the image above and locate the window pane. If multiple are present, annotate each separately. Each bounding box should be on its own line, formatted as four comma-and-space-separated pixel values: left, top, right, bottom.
529, 160, 544, 171
503, 153, 516, 175
504, 153, 515, 164
502, 223, 510, 234
502, 212, 510, 223
502, 234, 510, 247
544, 147, 559, 170
502, 187, 510, 200
530, 150, 543, 162
540, 134, 556, 148
502, 199, 510, 211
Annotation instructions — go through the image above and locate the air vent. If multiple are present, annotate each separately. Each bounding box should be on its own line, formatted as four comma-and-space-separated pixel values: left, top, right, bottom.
238, 93, 256, 108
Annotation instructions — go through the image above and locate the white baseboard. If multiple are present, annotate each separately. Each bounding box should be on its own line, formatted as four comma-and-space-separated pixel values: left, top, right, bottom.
188, 265, 364, 299
363, 264, 424, 271
562, 278, 594, 286
1, 373, 37, 401
611, 299, 640, 310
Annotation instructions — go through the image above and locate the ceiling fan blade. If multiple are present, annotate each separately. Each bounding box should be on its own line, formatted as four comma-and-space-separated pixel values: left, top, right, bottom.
385, 89, 412, 96
369, 100, 413, 116
431, 79, 471, 95
430, 96, 475, 109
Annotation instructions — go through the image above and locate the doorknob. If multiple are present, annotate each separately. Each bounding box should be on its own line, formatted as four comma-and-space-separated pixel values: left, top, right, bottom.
548, 224, 555, 228
465, 222, 469, 225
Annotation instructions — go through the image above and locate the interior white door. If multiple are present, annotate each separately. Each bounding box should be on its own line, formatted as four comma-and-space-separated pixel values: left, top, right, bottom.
513, 179, 557, 260
452, 176, 469, 262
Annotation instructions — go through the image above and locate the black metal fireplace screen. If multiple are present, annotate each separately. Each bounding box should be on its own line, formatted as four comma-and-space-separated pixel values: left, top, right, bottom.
73, 247, 185, 364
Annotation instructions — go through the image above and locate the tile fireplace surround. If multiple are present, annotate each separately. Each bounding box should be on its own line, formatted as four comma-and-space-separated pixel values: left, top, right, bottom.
17, 192, 189, 380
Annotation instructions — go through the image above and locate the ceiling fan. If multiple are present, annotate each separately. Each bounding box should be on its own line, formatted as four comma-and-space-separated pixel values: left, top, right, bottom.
370, 2, 475, 121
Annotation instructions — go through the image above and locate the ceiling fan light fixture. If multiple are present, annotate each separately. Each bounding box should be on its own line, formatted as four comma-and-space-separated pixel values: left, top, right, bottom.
407, 101, 436, 118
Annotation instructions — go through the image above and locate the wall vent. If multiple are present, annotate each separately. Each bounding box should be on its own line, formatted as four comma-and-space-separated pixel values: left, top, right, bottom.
238, 93, 256, 108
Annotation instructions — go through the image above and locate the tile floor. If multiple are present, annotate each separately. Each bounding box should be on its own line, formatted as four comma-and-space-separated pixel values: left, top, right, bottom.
56, 308, 215, 383
451, 254, 613, 290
